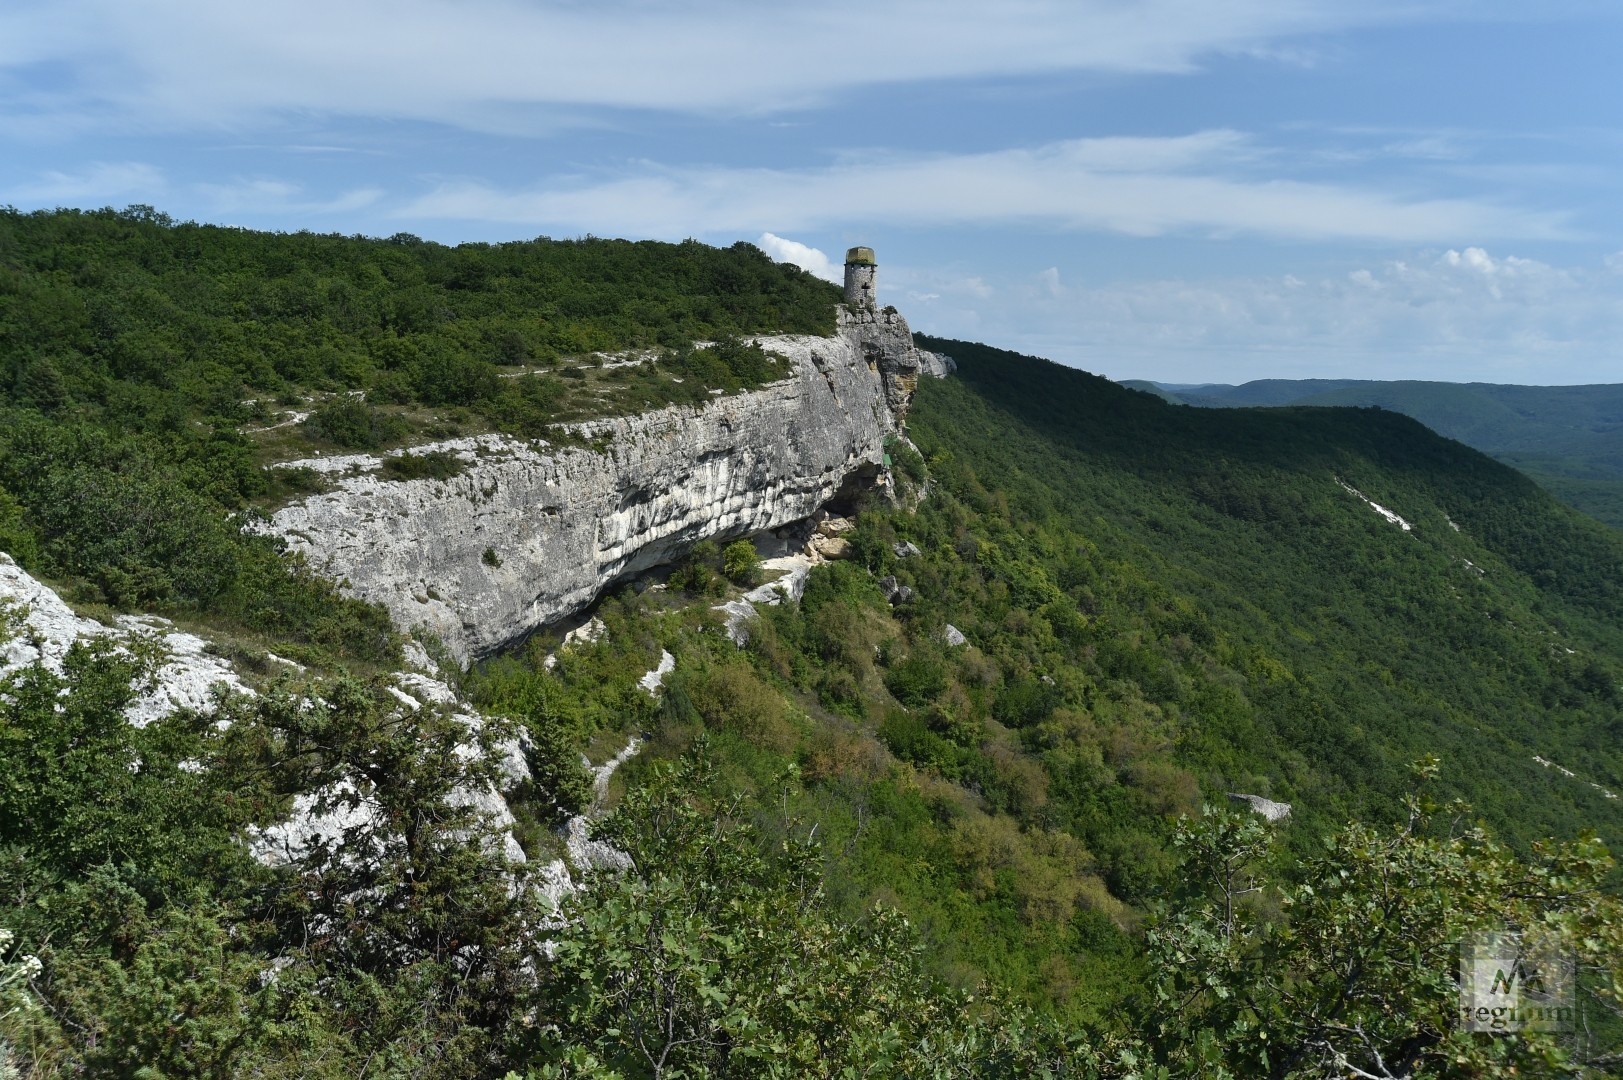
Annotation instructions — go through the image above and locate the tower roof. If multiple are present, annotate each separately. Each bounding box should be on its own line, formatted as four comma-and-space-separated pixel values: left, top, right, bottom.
844, 246, 877, 266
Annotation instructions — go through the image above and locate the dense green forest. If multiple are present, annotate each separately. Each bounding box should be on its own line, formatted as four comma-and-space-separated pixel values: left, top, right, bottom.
1125, 377, 1623, 530
935, 342, 1623, 844
2, 212, 1622, 1076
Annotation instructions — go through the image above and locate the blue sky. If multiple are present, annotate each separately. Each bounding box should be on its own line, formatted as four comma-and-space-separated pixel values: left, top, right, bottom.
4, 1, 1623, 385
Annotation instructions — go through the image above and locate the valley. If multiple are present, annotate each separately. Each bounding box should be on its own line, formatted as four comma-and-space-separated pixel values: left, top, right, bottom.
1, 211, 1621, 1076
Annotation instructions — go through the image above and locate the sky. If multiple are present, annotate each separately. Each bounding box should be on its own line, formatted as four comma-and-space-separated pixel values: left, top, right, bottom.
4, 1, 1623, 385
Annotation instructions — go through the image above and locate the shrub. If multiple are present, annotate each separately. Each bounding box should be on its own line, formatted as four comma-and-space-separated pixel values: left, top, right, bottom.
878, 708, 963, 775
721, 539, 759, 585
301, 398, 408, 450
816, 668, 864, 719
410, 348, 498, 406
496, 330, 531, 366
671, 540, 724, 596
682, 662, 795, 752
263, 466, 329, 503
883, 654, 947, 709
522, 713, 594, 827
800, 561, 887, 616
380, 451, 466, 481
0, 487, 40, 567
889, 439, 927, 485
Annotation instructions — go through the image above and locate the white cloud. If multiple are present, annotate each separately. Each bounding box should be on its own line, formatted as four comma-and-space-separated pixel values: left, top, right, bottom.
5, 161, 164, 202
756, 233, 840, 283
193, 178, 384, 217
1441, 246, 1498, 273
906, 248, 1623, 384
0, 0, 1452, 133
961, 277, 995, 300
398, 133, 1568, 244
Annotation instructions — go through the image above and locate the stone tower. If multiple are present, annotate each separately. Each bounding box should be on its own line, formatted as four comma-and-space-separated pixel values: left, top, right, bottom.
843, 246, 877, 309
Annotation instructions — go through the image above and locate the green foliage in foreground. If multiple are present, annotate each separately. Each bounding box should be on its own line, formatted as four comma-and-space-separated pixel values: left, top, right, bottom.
526, 747, 1098, 1078
1145, 789, 1623, 1077
3, 626, 1618, 1076
0, 633, 539, 1078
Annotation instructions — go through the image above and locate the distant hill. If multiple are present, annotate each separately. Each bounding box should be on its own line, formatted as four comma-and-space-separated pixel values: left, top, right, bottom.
1122, 378, 1375, 408
1123, 378, 1623, 529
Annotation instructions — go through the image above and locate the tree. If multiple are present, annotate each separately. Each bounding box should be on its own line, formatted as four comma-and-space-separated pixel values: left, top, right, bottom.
525, 746, 1094, 1077
1140, 771, 1623, 1078
721, 540, 760, 586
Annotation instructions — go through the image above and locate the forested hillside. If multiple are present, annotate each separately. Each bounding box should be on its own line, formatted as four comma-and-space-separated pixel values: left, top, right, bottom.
2, 214, 1622, 1075
937, 342, 1623, 844
1126, 377, 1623, 530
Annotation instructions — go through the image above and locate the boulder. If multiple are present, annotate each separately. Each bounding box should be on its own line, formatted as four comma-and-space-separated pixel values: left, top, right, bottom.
810, 535, 855, 560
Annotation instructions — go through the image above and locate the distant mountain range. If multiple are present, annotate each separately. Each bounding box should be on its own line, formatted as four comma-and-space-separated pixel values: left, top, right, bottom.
1121, 378, 1623, 530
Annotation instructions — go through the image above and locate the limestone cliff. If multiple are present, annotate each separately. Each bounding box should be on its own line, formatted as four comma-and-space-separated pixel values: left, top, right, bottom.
267, 305, 928, 664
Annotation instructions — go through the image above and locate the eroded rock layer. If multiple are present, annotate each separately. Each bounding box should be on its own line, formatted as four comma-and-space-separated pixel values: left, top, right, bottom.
268, 306, 926, 664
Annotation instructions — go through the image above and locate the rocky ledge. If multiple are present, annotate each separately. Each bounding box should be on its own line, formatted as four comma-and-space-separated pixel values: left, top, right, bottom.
267, 305, 936, 665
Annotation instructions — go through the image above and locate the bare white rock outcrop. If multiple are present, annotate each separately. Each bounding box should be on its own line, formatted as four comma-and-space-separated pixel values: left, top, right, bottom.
0, 552, 250, 725
0, 552, 532, 868
537, 736, 645, 911
266, 306, 926, 666
918, 349, 957, 378
249, 666, 531, 867
1227, 792, 1293, 822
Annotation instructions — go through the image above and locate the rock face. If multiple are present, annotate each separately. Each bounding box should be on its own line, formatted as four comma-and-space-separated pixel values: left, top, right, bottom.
268, 306, 929, 665
918, 349, 957, 379
1227, 792, 1293, 822
0, 553, 532, 867
0, 552, 250, 726
844, 305, 922, 416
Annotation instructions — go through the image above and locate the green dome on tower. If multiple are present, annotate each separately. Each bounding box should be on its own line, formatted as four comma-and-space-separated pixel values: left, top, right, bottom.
844, 246, 877, 266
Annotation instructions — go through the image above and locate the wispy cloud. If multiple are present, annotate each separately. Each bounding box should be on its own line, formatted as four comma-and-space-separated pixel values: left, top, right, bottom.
398, 133, 1569, 244
918, 247, 1623, 384
5, 160, 164, 202
0, 0, 1454, 133
193, 177, 383, 217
